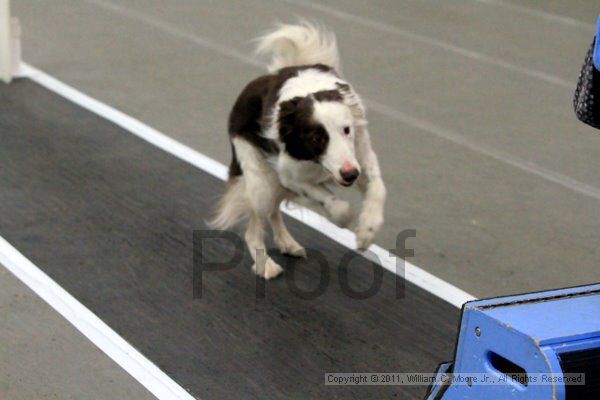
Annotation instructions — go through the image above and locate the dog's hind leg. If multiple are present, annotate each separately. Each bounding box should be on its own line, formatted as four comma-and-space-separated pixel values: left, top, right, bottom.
269, 209, 306, 258
233, 137, 284, 279
245, 213, 283, 279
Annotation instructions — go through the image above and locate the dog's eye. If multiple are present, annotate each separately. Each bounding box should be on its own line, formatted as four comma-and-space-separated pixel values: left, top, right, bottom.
343, 126, 351, 135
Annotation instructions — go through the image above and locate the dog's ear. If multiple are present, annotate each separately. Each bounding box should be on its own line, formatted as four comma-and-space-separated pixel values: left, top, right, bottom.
335, 82, 351, 92
279, 96, 303, 118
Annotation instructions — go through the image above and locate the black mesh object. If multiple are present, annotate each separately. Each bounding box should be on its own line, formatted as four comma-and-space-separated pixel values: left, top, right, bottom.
559, 347, 600, 399
573, 38, 600, 129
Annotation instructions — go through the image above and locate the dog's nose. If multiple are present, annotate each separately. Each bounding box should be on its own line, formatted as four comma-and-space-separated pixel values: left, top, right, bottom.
340, 167, 360, 184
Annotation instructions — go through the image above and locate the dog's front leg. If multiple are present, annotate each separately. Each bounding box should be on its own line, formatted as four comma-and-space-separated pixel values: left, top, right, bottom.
355, 128, 386, 250
282, 179, 354, 227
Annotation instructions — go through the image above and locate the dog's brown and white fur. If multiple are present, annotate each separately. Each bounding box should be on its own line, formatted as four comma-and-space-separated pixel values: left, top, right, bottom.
211, 22, 386, 279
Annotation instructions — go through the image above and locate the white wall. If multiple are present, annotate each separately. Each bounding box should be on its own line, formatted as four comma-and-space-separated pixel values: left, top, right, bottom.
0, 0, 12, 83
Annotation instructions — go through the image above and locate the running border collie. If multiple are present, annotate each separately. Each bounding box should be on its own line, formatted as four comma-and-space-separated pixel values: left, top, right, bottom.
211, 22, 386, 279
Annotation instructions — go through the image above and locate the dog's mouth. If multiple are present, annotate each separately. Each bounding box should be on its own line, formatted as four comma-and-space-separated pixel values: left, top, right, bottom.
339, 179, 354, 187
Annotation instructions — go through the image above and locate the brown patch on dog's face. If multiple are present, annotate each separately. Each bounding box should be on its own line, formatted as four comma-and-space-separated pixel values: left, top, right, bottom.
278, 96, 329, 161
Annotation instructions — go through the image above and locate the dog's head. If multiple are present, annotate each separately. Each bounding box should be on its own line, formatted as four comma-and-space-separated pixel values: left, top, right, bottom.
277, 88, 363, 187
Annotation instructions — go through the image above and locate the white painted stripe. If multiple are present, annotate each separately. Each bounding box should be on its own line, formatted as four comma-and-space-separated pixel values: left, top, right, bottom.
20, 62, 475, 308
0, 235, 195, 400
282, 0, 573, 88
471, 0, 595, 31
81, 0, 600, 201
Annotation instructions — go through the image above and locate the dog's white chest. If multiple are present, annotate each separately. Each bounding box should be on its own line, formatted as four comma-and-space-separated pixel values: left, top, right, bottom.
276, 153, 331, 187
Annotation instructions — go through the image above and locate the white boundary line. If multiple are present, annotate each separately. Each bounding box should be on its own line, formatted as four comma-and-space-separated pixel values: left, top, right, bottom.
0, 235, 195, 400
19, 62, 475, 308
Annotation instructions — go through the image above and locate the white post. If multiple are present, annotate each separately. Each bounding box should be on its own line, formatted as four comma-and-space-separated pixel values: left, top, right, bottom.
0, 0, 12, 83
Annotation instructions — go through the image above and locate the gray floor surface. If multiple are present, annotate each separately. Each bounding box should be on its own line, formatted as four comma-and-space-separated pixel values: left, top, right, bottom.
3, 0, 600, 398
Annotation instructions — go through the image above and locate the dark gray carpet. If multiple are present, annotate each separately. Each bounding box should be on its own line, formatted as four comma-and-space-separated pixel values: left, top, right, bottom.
0, 79, 459, 399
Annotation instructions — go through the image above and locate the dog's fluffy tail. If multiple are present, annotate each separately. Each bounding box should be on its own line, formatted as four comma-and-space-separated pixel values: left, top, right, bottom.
255, 21, 341, 73
208, 177, 249, 230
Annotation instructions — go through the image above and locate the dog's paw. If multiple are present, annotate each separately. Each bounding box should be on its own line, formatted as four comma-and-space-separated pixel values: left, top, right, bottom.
355, 227, 375, 251
274, 233, 306, 258
280, 242, 307, 258
355, 207, 383, 250
327, 199, 354, 228
252, 257, 284, 280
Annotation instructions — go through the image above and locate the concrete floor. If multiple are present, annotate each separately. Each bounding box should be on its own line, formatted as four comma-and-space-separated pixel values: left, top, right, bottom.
3, 0, 600, 398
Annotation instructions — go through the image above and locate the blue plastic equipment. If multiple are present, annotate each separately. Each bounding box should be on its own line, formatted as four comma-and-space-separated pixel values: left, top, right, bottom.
425, 284, 600, 399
